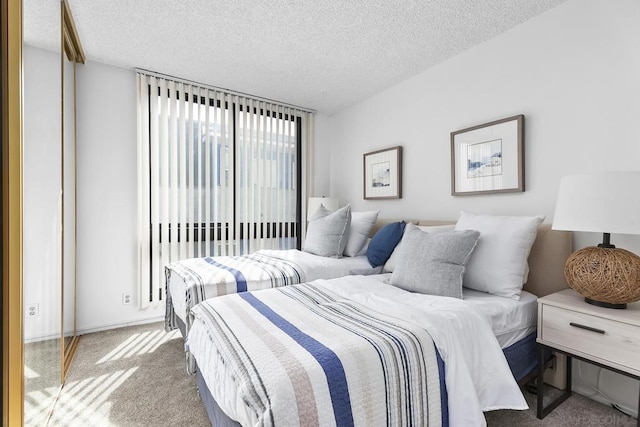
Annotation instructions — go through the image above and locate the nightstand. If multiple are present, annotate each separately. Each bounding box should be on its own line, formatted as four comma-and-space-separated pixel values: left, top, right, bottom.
536, 289, 640, 425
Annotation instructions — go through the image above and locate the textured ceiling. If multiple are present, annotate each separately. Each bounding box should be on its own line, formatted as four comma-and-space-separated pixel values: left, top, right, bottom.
25, 0, 567, 114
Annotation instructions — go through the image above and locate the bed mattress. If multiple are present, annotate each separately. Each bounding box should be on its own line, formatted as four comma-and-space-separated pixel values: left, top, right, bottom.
462, 289, 537, 349
368, 273, 537, 349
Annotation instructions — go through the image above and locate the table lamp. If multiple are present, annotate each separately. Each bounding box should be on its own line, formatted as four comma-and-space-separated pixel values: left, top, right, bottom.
307, 197, 339, 221
552, 172, 640, 309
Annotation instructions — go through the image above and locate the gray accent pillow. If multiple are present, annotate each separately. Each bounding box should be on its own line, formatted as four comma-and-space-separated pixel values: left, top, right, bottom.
303, 204, 352, 258
390, 226, 480, 299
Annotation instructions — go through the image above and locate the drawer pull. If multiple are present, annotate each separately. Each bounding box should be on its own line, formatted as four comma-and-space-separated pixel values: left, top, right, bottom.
569, 322, 605, 334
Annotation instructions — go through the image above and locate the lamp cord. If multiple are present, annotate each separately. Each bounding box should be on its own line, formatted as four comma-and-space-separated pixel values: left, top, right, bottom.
577, 363, 636, 419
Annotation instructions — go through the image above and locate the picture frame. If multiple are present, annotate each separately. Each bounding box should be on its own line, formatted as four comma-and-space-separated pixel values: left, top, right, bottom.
451, 115, 524, 196
363, 146, 402, 200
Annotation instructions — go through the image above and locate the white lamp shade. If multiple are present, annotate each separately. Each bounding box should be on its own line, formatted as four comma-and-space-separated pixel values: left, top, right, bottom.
552, 171, 640, 235
307, 197, 339, 221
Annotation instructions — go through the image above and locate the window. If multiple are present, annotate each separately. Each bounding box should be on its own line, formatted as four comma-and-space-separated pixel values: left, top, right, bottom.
136, 73, 313, 306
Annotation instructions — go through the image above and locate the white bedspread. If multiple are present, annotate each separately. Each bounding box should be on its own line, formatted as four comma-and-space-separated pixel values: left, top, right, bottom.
188, 275, 527, 426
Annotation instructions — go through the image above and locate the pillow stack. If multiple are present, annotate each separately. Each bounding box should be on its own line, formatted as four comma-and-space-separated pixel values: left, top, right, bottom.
304, 206, 544, 302
303, 203, 380, 258
385, 211, 544, 300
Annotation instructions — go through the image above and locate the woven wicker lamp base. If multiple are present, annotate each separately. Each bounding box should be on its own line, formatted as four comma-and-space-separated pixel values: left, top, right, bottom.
564, 246, 640, 309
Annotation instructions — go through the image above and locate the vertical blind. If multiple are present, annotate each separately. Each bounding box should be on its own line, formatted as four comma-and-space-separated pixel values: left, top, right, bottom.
136, 72, 314, 308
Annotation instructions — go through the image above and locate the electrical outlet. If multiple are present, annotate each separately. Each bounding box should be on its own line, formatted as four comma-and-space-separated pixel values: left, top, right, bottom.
27, 303, 39, 318
122, 293, 131, 305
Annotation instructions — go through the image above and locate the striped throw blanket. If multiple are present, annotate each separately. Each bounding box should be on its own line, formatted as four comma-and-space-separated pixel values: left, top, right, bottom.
165, 253, 304, 335
188, 282, 444, 427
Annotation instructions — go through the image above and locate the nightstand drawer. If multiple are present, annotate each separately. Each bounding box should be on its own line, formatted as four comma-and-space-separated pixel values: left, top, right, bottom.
540, 305, 640, 372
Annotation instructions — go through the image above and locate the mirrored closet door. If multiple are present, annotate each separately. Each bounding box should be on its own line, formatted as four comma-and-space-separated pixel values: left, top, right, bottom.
23, 0, 62, 423
22, 0, 84, 423
61, 0, 84, 378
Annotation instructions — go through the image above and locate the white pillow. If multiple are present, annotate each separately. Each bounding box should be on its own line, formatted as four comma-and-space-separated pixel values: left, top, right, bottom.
455, 211, 544, 300
383, 223, 455, 272
303, 204, 351, 258
343, 211, 380, 257
356, 238, 371, 256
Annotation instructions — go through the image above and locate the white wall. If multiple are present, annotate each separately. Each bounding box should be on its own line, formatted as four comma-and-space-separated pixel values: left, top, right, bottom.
311, 113, 332, 197
71, 60, 332, 333
324, 0, 640, 416
75, 60, 164, 332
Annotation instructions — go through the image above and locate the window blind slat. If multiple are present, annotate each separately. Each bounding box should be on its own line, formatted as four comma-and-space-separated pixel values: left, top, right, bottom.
219, 92, 228, 256
210, 91, 219, 256
247, 98, 256, 252
178, 83, 188, 260
267, 103, 274, 249
257, 102, 265, 251
204, 89, 211, 258
235, 96, 243, 255
137, 74, 151, 308
149, 76, 162, 305
158, 78, 170, 303
276, 106, 282, 248
186, 85, 195, 259
168, 80, 179, 263
195, 88, 204, 257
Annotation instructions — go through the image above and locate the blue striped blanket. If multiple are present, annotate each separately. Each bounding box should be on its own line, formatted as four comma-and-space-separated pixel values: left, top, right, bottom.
188, 281, 445, 427
165, 253, 304, 336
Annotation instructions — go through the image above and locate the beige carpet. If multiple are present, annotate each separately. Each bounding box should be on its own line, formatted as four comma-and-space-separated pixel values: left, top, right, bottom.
48, 322, 208, 427
45, 321, 636, 426
24, 338, 61, 426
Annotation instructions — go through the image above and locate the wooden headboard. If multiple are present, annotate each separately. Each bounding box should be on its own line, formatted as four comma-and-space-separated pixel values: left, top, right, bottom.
370, 219, 572, 298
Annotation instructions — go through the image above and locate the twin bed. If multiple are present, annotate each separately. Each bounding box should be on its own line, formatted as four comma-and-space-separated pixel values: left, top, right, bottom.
165, 215, 572, 426
165, 249, 373, 337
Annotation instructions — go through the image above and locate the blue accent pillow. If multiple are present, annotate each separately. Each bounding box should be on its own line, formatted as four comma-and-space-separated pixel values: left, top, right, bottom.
367, 221, 406, 267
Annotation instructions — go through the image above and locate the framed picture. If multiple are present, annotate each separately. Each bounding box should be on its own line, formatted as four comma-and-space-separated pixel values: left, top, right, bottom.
363, 146, 402, 200
451, 115, 524, 196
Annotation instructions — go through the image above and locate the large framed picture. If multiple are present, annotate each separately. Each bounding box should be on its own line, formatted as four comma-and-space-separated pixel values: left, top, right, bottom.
451, 115, 524, 196
363, 146, 402, 200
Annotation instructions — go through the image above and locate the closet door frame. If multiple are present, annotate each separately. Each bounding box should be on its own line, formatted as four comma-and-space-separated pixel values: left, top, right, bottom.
1, 0, 24, 425
60, 0, 85, 382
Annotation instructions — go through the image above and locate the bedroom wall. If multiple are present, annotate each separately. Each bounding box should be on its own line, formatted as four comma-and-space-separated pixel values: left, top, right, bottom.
323, 0, 640, 417
72, 60, 332, 333
311, 113, 332, 197
75, 60, 165, 332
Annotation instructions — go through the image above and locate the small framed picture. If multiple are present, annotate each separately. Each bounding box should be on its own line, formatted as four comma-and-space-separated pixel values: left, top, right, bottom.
363, 146, 402, 200
451, 115, 524, 196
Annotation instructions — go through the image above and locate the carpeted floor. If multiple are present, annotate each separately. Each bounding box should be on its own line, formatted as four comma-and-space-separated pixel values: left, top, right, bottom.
24, 338, 61, 426
46, 322, 209, 427
44, 321, 636, 426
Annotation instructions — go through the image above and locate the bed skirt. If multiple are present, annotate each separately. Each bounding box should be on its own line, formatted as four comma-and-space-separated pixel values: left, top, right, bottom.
503, 332, 538, 382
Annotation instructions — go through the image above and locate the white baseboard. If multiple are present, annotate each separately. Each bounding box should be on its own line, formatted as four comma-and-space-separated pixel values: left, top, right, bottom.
76, 316, 165, 336
24, 333, 59, 344
24, 316, 165, 343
